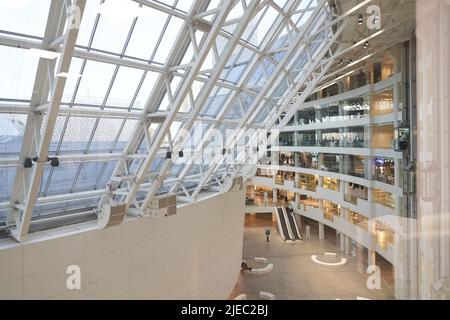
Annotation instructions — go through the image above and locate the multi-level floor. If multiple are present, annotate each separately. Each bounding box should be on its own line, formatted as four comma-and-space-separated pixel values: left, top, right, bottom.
246, 43, 417, 298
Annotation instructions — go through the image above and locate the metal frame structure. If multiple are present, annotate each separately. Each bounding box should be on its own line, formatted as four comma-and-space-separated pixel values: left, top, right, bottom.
0, 0, 415, 241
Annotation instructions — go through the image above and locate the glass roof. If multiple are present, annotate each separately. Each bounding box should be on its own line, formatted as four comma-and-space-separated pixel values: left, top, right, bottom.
0, 0, 341, 235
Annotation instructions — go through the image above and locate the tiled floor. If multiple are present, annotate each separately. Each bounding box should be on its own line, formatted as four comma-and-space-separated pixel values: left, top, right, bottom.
230, 214, 395, 300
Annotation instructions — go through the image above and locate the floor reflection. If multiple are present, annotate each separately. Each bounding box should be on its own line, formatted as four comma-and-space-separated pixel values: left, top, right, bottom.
231, 214, 395, 300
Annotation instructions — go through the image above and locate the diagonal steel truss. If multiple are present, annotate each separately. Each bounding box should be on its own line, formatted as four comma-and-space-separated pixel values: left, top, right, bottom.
7, 0, 87, 241
1, 0, 414, 240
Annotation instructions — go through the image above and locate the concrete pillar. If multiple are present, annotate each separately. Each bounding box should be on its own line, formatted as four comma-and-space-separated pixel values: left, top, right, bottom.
319, 222, 325, 240
356, 242, 365, 274
345, 236, 351, 255
417, 0, 450, 299
368, 219, 377, 268
273, 189, 277, 204
340, 233, 345, 252
368, 250, 376, 268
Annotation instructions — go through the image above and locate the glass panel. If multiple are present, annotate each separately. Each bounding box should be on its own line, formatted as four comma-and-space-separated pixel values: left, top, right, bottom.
0, 46, 39, 101
42, 163, 79, 196
0, 0, 51, 37
0, 113, 27, 155
132, 71, 158, 110
125, 8, 169, 60
76, 0, 102, 47
0, 166, 17, 202
106, 67, 145, 108
96, 161, 118, 189
74, 60, 116, 105
114, 119, 138, 152
89, 118, 124, 153
90, 1, 139, 54
54, 117, 97, 154
153, 16, 184, 64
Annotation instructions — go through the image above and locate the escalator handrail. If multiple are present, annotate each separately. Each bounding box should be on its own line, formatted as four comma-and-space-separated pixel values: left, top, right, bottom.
285, 206, 303, 241
276, 207, 292, 241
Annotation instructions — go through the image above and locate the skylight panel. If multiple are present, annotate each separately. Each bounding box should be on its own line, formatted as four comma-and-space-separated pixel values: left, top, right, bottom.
76, 0, 102, 48
0, 113, 27, 155
153, 16, 184, 64
0, 166, 17, 202
0, 46, 39, 101
125, 7, 169, 60
51, 116, 97, 154
106, 66, 145, 108
0, 0, 51, 37
90, 2, 138, 54
113, 119, 138, 152
132, 71, 159, 110
74, 60, 116, 106
89, 118, 125, 152
61, 58, 84, 104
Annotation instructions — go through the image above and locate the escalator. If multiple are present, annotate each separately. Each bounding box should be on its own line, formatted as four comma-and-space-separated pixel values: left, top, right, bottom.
275, 207, 293, 241
283, 207, 303, 241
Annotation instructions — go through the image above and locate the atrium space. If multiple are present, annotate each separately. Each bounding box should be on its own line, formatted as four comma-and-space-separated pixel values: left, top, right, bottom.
0, 0, 449, 303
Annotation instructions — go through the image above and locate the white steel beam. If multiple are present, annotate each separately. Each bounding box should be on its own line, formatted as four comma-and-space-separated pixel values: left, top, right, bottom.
190, 0, 333, 198
169, 0, 305, 195
119, 0, 238, 210
8, 0, 87, 242
100, 0, 216, 204
135, 0, 263, 210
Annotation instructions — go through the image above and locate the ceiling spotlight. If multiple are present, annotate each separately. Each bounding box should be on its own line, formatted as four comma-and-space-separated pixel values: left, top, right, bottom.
364, 41, 369, 48
348, 59, 353, 65
178, 150, 184, 158
358, 14, 364, 25
166, 151, 172, 160
339, 59, 344, 65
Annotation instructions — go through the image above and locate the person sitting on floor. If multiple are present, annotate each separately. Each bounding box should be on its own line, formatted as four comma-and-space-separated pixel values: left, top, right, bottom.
241, 260, 252, 272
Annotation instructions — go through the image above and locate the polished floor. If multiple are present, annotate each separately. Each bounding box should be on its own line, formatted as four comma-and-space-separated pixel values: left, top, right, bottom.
231, 214, 395, 300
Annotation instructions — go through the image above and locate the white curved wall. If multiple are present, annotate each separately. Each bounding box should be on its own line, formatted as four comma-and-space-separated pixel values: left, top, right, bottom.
0, 190, 245, 300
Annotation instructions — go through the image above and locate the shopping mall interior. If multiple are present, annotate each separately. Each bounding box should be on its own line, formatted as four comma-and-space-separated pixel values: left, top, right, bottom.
0, 0, 449, 301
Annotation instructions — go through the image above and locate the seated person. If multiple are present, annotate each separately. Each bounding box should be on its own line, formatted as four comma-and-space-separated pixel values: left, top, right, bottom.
241, 260, 252, 272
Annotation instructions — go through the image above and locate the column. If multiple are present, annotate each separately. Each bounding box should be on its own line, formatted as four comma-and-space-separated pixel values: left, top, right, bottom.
345, 236, 351, 255
319, 222, 325, 240
368, 220, 377, 267
356, 242, 365, 274
417, 0, 450, 300
340, 233, 345, 252
273, 189, 278, 205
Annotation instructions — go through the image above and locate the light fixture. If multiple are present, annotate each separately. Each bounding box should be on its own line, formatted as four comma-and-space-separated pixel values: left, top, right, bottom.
27, 48, 61, 60
348, 59, 353, 65
363, 41, 369, 49
166, 151, 172, 159
179, 150, 184, 158
339, 59, 344, 65
357, 14, 364, 25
